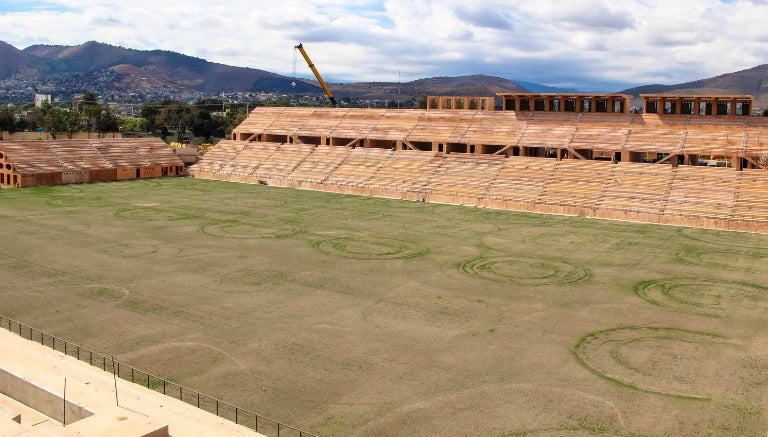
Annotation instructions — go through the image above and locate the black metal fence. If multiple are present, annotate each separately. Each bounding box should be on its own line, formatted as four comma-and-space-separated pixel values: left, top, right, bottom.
0, 314, 318, 437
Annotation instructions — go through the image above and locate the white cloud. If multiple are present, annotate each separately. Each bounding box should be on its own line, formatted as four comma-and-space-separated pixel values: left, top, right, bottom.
0, 0, 766, 90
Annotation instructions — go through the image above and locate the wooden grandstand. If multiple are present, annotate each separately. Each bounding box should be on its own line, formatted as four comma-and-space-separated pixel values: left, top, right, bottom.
190, 106, 768, 233
0, 138, 185, 187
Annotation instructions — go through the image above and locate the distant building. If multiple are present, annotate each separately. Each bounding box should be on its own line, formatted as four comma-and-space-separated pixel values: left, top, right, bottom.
34, 94, 51, 108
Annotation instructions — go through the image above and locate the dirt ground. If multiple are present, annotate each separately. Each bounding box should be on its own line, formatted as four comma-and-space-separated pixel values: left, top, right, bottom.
0, 177, 766, 436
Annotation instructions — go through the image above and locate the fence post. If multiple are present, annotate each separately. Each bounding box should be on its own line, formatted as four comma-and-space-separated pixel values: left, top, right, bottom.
163, 380, 166, 395
131, 368, 134, 383
235, 408, 238, 424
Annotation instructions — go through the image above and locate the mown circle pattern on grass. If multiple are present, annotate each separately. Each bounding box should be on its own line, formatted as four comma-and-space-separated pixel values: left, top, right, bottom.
458, 256, 589, 286
634, 278, 768, 318
115, 207, 201, 221
573, 326, 731, 400
675, 247, 767, 272
200, 220, 302, 239
311, 236, 428, 260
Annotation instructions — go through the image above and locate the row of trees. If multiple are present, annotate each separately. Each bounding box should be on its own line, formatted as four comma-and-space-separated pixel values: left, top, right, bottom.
0, 92, 117, 139
137, 99, 247, 143
0, 94, 248, 143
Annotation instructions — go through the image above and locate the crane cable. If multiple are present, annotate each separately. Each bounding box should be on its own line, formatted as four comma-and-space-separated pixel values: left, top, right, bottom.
291, 46, 298, 96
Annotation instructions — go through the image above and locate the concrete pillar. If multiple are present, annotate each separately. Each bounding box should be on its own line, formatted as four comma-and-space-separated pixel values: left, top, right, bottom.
731, 99, 737, 116
733, 154, 742, 170
621, 151, 643, 163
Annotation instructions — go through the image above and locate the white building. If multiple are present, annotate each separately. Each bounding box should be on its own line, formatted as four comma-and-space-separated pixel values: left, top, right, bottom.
34, 94, 51, 107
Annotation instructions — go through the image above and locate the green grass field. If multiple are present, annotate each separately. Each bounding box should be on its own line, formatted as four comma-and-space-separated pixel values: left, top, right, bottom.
1, 177, 767, 436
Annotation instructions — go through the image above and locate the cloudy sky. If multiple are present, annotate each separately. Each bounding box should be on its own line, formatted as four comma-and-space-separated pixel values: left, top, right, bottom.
1, 0, 767, 91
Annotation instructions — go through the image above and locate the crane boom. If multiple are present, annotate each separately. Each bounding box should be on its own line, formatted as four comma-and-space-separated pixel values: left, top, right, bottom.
294, 43, 338, 107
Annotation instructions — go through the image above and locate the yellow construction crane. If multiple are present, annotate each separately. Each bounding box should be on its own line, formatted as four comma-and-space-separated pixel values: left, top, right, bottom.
294, 43, 338, 107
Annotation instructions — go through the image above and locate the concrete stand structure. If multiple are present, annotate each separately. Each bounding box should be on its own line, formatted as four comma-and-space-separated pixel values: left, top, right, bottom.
0, 329, 262, 436
0, 139, 185, 188
192, 104, 768, 233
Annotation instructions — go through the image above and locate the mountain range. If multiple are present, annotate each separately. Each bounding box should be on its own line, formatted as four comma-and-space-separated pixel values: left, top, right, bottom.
1, 40, 767, 109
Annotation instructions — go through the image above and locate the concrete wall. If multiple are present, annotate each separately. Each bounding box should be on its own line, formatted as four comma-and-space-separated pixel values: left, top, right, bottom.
0, 367, 93, 425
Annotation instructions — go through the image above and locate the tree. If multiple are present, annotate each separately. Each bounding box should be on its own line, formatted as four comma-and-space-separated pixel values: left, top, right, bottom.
417, 93, 428, 109
119, 116, 147, 135
24, 106, 45, 131
94, 108, 119, 135
78, 92, 103, 133
0, 108, 18, 134
223, 109, 247, 136
64, 110, 80, 139
195, 98, 225, 113
158, 102, 198, 143
140, 99, 174, 133
41, 102, 69, 139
